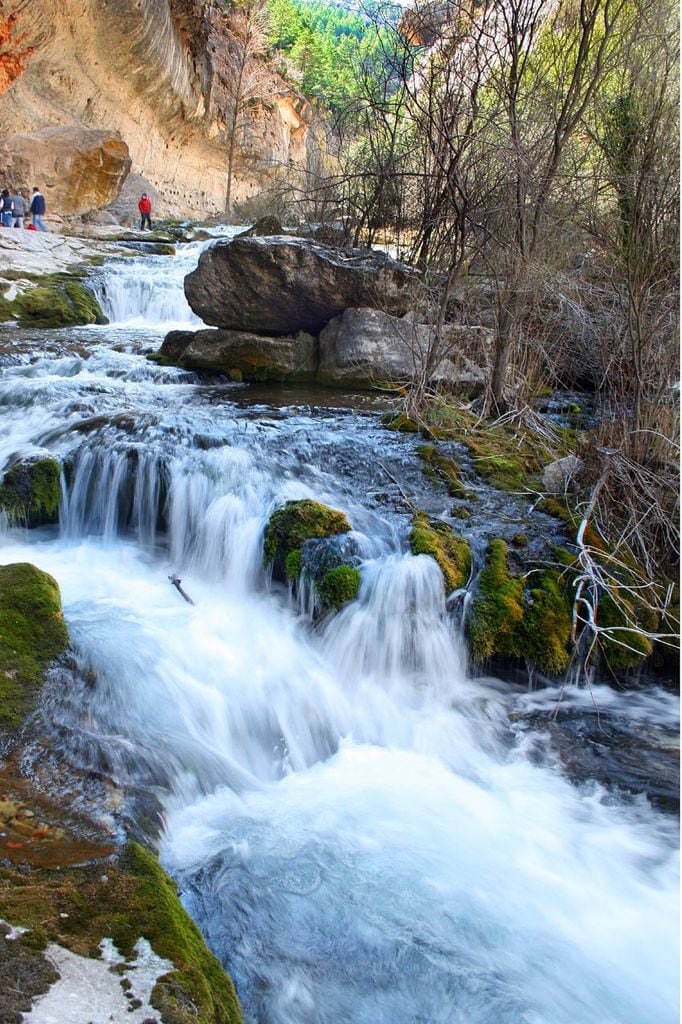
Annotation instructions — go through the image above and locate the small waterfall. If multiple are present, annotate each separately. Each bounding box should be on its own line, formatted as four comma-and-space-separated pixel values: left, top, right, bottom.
93, 228, 241, 328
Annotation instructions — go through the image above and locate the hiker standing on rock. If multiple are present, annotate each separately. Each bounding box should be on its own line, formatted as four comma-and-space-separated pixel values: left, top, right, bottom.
30, 188, 48, 231
10, 190, 25, 228
0, 190, 12, 227
138, 193, 152, 231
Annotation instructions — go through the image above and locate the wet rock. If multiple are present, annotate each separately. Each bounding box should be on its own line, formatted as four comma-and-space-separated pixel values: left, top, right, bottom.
542, 455, 583, 494
237, 215, 284, 237
0, 457, 61, 527
317, 308, 490, 389
159, 328, 317, 383
184, 236, 419, 334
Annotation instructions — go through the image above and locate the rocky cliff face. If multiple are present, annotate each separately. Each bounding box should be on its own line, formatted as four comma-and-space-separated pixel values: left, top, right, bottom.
0, 0, 312, 219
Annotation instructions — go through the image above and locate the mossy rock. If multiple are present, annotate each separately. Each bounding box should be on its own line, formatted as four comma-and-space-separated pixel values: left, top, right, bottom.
521, 570, 573, 674
409, 513, 471, 594
598, 591, 655, 670
468, 540, 525, 663
263, 499, 352, 582
0, 841, 242, 1024
0, 458, 61, 526
0, 562, 69, 728
381, 412, 420, 433
316, 565, 361, 610
0, 279, 108, 328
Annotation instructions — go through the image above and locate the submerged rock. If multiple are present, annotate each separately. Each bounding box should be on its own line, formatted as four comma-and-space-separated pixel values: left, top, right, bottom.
160, 327, 317, 382
0, 562, 69, 729
184, 236, 419, 334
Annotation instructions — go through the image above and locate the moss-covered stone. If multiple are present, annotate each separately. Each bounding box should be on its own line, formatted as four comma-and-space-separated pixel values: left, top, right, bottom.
0, 458, 61, 526
409, 513, 471, 593
417, 444, 473, 499
0, 277, 108, 328
0, 563, 69, 728
598, 591, 655, 670
0, 841, 242, 1024
316, 565, 361, 609
468, 540, 525, 663
263, 499, 352, 582
521, 570, 573, 674
381, 412, 420, 433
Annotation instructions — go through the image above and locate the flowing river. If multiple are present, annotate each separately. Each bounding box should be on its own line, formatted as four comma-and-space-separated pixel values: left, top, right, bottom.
0, 237, 678, 1024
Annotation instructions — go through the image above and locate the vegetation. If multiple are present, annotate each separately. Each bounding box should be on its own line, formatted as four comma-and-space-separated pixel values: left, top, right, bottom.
0, 563, 69, 727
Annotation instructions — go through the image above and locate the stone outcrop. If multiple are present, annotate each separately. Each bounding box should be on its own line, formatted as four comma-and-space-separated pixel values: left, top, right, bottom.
317, 307, 490, 388
0, 0, 312, 219
161, 328, 317, 383
0, 127, 131, 216
184, 236, 420, 334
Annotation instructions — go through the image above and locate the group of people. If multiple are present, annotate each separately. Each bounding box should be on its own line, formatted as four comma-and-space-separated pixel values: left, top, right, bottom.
0, 186, 152, 233
0, 187, 47, 231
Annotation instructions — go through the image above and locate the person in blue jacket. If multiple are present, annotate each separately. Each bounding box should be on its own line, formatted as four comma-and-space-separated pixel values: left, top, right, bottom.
30, 187, 47, 231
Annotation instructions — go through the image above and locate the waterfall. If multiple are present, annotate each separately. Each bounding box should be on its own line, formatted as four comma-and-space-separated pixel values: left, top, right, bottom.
93, 228, 241, 328
0, 244, 678, 1024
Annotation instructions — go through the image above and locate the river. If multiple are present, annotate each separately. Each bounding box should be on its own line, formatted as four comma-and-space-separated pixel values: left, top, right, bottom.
0, 235, 678, 1024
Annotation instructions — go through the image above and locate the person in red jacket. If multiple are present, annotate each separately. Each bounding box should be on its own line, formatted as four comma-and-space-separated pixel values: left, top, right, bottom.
138, 193, 152, 231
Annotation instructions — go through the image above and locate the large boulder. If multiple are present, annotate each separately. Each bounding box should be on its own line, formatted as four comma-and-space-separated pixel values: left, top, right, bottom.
184, 236, 419, 334
159, 328, 317, 383
317, 307, 492, 389
0, 127, 131, 217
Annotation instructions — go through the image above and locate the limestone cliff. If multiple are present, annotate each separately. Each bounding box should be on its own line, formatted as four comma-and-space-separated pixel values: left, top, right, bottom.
0, 0, 312, 219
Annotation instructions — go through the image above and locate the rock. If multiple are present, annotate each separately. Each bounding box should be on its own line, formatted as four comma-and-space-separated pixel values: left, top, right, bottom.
0, 127, 131, 217
0, 278, 108, 328
317, 307, 491, 389
159, 328, 317, 382
542, 455, 583, 494
263, 500, 352, 584
0, 229, 119, 277
184, 237, 419, 334
237, 215, 284, 237
409, 513, 471, 593
0, 457, 61, 526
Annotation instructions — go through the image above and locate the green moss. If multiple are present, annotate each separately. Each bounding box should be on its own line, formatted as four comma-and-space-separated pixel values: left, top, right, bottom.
263, 500, 352, 578
382, 413, 420, 433
0, 842, 242, 1024
417, 445, 472, 499
469, 540, 525, 663
0, 458, 61, 526
521, 571, 573, 674
284, 548, 302, 581
0, 563, 69, 727
4, 279, 108, 328
317, 565, 361, 609
409, 513, 471, 593
598, 592, 655, 670
511, 532, 528, 548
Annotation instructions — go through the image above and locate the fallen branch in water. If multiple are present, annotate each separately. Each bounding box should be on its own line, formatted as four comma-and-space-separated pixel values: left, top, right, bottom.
169, 574, 195, 605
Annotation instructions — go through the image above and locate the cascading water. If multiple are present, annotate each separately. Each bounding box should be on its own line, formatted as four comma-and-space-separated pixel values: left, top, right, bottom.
0, 244, 678, 1024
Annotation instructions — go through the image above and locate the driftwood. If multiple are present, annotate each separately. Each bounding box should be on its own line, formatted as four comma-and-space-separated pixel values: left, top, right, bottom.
169, 574, 195, 606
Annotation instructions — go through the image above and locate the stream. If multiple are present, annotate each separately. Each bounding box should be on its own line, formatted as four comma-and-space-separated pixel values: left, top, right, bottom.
0, 235, 678, 1024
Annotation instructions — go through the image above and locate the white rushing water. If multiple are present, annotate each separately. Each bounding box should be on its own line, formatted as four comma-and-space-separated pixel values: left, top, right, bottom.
0, 245, 678, 1024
